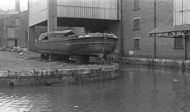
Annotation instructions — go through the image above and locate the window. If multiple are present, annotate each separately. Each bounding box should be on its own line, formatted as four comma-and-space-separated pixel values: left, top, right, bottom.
133, 38, 140, 50
7, 27, 15, 38
174, 37, 184, 50
25, 31, 28, 42
133, 18, 140, 31
15, 18, 20, 26
134, 0, 140, 11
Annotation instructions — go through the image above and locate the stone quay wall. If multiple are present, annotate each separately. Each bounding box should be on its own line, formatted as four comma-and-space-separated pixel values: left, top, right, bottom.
0, 64, 119, 88
122, 57, 187, 68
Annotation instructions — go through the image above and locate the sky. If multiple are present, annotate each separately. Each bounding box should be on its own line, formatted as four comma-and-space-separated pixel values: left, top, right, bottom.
0, 0, 28, 11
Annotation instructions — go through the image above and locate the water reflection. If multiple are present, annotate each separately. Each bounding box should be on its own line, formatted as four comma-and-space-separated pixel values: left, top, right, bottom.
1, 66, 190, 112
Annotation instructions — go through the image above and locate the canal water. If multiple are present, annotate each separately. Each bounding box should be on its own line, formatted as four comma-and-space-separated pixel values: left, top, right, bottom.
0, 65, 190, 112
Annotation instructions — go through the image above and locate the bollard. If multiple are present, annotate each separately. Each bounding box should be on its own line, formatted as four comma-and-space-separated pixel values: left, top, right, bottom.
7, 70, 14, 89
9, 81, 14, 89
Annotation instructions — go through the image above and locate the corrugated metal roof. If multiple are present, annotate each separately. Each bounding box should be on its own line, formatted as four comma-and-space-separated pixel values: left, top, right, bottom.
6, 10, 19, 15
149, 18, 173, 37
0, 9, 6, 15
57, 0, 120, 20
29, 0, 48, 26
173, 24, 190, 31
150, 18, 190, 38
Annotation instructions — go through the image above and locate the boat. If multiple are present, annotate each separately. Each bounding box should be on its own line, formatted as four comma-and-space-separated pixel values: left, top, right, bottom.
34, 30, 118, 57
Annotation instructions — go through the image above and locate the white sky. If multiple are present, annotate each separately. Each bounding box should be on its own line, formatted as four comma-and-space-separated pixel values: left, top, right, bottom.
0, 0, 28, 11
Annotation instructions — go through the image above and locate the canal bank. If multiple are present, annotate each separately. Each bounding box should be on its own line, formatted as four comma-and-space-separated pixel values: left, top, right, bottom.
122, 57, 190, 69
0, 63, 119, 88
0, 51, 120, 88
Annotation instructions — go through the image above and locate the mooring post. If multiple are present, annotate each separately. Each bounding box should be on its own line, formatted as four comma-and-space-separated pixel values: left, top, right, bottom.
8, 70, 14, 89
183, 31, 189, 69
49, 53, 52, 61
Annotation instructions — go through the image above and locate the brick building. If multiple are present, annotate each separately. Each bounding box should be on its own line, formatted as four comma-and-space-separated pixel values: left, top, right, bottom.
122, 0, 183, 59
0, 0, 28, 48
150, 0, 190, 60
0, 11, 28, 48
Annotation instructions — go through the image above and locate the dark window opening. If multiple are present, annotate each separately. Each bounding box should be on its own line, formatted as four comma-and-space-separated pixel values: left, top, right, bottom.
25, 31, 28, 42
7, 27, 15, 38
15, 40, 18, 47
43, 36, 48, 40
15, 18, 20, 26
133, 39, 140, 50
134, 0, 140, 11
174, 37, 184, 50
133, 18, 140, 31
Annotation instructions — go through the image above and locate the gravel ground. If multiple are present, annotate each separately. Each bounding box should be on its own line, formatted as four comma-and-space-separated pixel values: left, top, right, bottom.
0, 51, 70, 71
0, 51, 117, 71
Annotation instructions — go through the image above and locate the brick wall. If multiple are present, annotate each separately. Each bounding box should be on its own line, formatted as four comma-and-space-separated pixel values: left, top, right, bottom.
0, 11, 28, 48
122, 0, 184, 59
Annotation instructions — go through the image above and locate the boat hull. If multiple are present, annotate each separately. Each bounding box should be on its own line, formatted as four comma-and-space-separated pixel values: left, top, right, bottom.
35, 37, 118, 56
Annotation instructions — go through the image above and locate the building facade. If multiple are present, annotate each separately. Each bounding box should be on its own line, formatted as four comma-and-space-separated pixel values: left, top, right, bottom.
172, 0, 190, 60
0, 11, 28, 48
0, 0, 28, 48
122, 0, 186, 59
28, 0, 186, 59
149, 0, 190, 60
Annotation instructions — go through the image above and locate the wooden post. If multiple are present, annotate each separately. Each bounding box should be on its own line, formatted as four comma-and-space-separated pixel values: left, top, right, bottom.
28, 26, 37, 51
49, 52, 52, 61
27, 0, 30, 50
48, 0, 57, 32
184, 32, 188, 60
120, 0, 124, 57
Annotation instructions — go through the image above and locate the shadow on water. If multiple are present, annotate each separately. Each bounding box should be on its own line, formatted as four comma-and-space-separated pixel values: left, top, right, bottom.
0, 65, 190, 112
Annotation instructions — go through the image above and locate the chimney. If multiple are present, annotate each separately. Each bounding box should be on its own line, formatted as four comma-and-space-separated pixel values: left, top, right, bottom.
15, 0, 21, 12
